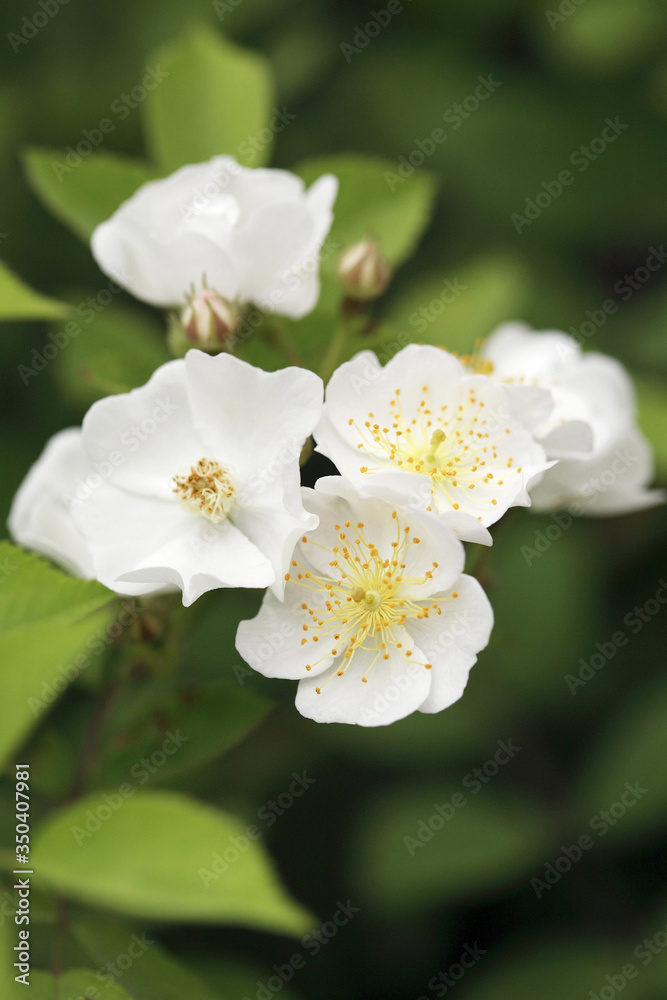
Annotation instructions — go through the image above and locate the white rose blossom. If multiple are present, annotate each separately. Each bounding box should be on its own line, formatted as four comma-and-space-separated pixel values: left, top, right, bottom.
481, 323, 665, 515
91, 156, 338, 319
9, 427, 96, 580
60, 350, 323, 605
236, 478, 494, 727
313, 344, 553, 538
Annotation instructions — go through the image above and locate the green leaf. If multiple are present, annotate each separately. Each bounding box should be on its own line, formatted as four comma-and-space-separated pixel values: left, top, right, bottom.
0, 261, 69, 322
56, 970, 134, 1000
0, 542, 115, 767
23, 149, 155, 242
385, 252, 530, 354
32, 790, 313, 935
574, 676, 667, 843
296, 153, 438, 273
94, 680, 270, 788
461, 939, 622, 1000
541, 0, 665, 77
72, 918, 224, 1000
52, 299, 171, 407
144, 29, 275, 173
476, 513, 602, 710
351, 788, 553, 913
636, 376, 667, 480
7, 971, 56, 999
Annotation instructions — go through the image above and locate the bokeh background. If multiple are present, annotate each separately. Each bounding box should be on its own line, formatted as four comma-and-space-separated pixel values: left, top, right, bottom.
1, 0, 667, 997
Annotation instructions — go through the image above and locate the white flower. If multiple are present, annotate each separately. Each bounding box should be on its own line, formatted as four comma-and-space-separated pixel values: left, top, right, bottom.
482, 323, 665, 515
236, 478, 493, 726
68, 350, 323, 606
313, 344, 552, 536
91, 156, 338, 319
8, 428, 95, 579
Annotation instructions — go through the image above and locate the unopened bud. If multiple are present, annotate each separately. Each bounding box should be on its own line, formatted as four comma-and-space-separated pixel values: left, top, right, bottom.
337, 240, 392, 301
180, 289, 239, 351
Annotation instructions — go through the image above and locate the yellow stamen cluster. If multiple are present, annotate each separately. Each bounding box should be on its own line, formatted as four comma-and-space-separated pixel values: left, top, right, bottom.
172, 457, 236, 521
458, 338, 495, 375
283, 511, 459, 694
350, 383, 515, 514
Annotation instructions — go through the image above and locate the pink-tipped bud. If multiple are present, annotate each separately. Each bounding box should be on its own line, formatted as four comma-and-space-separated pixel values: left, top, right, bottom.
180, 288, 239, 350
337, 239, 392, 301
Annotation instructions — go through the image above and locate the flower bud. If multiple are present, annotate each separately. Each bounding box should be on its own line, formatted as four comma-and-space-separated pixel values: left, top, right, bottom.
180, 288, 239, 351
337, 240, 392, 301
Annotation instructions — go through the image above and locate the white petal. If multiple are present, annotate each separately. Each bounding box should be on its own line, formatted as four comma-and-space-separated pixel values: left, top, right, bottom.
118, 517, 274, 606
74, 480, 273, 604
81, 359, 198, 500
233, 202, 320, 317
8, 428, 95, 578
185, 351, 323, 482
405, 575, 493, 714
233, 497, 318, 600
541, 419, 594, 459
306, 478, 465, 593
417, 646, 480, 714
295, 642, 433, 727
236, 585, 334, 680
531, 426, 665, 516
92, 217, 238, 307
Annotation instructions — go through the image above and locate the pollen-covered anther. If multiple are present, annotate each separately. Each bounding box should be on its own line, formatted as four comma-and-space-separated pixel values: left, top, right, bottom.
172, 457, 236, 521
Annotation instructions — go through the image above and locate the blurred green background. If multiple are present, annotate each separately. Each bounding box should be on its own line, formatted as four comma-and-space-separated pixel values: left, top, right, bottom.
1, 0, 667, 997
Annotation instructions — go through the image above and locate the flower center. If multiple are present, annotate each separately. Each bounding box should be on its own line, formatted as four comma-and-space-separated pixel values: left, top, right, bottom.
172, 458, 236, 522
351, 382, 510, 515
459, 339, 494, 375
284, 512, 459, 693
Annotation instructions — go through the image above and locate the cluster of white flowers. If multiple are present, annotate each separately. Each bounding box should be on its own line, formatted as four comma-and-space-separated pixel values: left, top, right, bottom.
9, 159, 663, 726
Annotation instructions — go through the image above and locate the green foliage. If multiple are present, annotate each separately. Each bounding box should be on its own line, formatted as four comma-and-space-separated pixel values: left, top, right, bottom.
352, 789, 553, 914
144, 29, 276, 172
636, 376, 667, 479
93, 679, 270, 788
32, 791, 313, 934
1, 2, 666, 997
460, 940, 621, 1000
574, 676, 667, 843
71, 918, 226, 1000
23, 150, 155, 242
52, 299, 171, 407
0, 542, 115, 768
385, 252, 530, 354
296, 154, 438, 273
0, 262, 69, 323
